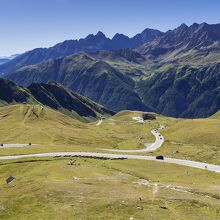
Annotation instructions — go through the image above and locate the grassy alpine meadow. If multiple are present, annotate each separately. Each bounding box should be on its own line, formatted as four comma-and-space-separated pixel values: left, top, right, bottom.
0, 157, 220, 220
2, 1, 220, 219
0, 105, 155, 156
156, 117, 220, 165
0, 105, 220, 219
0, 104, 220, 164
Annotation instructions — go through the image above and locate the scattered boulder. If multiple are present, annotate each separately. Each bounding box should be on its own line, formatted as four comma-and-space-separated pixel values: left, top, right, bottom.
160, 206, 168, 209
6, 176, 15, 184
142, 113, 156, 120
69, 159, 76, 165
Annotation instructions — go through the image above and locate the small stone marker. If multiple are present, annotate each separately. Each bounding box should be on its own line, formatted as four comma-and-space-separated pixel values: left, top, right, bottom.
6, 176, 15, 184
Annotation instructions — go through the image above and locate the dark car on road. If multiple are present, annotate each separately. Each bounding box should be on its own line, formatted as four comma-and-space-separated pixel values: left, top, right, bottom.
156, 155, 164, 160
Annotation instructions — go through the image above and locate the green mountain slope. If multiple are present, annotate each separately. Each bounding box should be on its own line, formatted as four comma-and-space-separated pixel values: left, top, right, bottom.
0, 78, 36, 106
5, 51, 220, 117
5, 53, 151, 112
137, 64, 220, 118
0, 78, 113, 121
28, 82, 114, 119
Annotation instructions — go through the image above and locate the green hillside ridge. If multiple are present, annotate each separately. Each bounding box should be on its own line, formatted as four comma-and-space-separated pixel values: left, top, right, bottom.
210, 110, 220, 119
28, 82, 114, 121
0, 78, 113, 121
5, 53, 150, 112
0, 78, 37, 106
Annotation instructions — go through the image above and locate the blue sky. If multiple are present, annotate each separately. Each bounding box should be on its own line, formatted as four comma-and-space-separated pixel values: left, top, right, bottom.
0, 0, 220, 56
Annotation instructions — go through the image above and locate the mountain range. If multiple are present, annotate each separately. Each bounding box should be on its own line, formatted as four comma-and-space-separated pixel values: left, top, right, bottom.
137, 22, 220, 66
0, 28, 161, 74
1, 22, 220, 118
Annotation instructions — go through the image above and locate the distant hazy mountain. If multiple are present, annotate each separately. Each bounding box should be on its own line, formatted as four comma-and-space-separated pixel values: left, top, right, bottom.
0, 28, 162, 74
0, 54, 19, 60
0, 54, 20, 65
0, 78, 113, 120
0, 59, 10, 65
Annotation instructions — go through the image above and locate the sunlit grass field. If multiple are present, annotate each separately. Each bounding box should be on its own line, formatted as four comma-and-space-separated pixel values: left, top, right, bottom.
0, 157, 220, 219
0, 104, 220, 219
1, 104, 219, 164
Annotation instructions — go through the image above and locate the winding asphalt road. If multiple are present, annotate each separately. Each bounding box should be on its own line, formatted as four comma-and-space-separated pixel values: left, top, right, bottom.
0, 152, 219, 173
102, 128, 164, 153
0, 144, 29, 148
96, 118, 103, 126
0, 117, 219, 173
